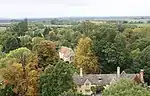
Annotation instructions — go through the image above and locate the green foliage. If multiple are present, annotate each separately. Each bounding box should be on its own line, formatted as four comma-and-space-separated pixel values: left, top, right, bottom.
91, 86, 96, 94
40, 61, 74, 96
32, 37, 45, 51
59, 89, 84, 96
140, 45, 150, 85
0, 45, 4, 59
43, 27, 51, 37
11, 19, 28, 36
92, 27, 132, 73
131, 38, 150, 50
19, 35, 32, 50
0, 84, 16, 96
3, 36, 20, 53
34, 23, 45, 29
0, 31, 12, 45
6, 47, 32, 63
102, 79, 150, 96
1, 20, 150, 95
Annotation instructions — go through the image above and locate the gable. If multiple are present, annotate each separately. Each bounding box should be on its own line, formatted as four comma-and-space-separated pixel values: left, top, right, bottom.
84, 79, 92, 85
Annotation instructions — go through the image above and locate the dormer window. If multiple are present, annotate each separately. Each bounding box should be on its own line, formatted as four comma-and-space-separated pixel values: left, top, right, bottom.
98, 77, 102, 81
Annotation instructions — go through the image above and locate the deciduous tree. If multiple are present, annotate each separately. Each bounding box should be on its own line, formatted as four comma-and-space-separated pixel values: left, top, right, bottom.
37, 40, 58, 69
74, 37, 99, 74
0, 47, 40, 96
40, 61, 74, 96
103, 79, 150, 96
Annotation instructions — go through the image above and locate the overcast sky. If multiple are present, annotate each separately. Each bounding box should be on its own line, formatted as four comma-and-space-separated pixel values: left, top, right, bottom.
0, 0, 149, 18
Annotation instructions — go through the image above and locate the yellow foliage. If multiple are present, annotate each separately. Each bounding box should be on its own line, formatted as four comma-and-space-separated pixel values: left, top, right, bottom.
74, 37, 99, 74
1, 53, 40, 95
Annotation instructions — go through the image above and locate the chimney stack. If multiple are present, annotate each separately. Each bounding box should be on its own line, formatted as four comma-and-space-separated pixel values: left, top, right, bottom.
140, 69, 144, 83
80, 68, 83, 77
117, 66, 120, 78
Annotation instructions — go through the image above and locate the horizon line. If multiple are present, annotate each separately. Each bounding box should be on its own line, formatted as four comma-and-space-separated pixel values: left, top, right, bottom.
0, 16, 150, 19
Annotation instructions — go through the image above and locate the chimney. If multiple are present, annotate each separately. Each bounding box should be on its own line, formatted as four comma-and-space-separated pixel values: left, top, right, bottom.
140, 69, 144, 83
80, 68, 83, 77
117, 66, 120, 78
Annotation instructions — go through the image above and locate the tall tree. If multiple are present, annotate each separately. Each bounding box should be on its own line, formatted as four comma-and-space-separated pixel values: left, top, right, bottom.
32, 37, 45, 51
140, 45, 150, 85
40, 61, 74, 96
0, 31, 12, 46
37, 40, 58, 69
2, 62, 40, 96
0, 47, 40, 96
74, 37, 99, 74
2, 36, 20, 53
43, 27, 51, 37
11, 19, 28, 36
19, 35, 32, 50
92, 26, 132, 73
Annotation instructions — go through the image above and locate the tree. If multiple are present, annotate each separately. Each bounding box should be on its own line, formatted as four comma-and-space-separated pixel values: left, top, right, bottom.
0, 45, 4, 59
19, 35, 32, 50
0, 31, 12, 46
40, 61, 74, 96
18, 18, 28, 35
0, 47, 40, 96
59, 89, 84, 96
131, 38, 150, 50
123, 28, 138, 44
78, 21, 97, 37
139, 45, 150, 85
102, 79, 150, 96
34, 23, 45, 29
32, 37, 45, 51
0, 84, 16, 96
37, 40, 58, 69
43, 27, 51, 37
6, 47, 32, 63
2, 36, 20, 53
92, 26, 132, 73
74, 37, 99, 74
11, 19, 28, 36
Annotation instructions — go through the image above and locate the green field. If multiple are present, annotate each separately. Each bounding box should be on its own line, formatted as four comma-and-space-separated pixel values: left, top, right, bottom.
0, 27, 6, 31
134, 24, 150, 27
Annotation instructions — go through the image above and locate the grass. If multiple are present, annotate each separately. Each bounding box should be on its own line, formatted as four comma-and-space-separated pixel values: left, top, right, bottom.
0, 27, 6, 31
133, 24, 150, 27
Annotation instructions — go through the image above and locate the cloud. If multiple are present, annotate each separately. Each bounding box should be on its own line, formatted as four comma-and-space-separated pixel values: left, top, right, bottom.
0, 0, 150, 18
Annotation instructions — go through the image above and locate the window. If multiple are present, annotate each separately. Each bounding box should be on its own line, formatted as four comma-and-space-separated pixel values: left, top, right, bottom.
98, 77, 102, 82
79, 85, 81, 88
80, 90, 82, 93
85, 89, 91, 92
86, 83, 89, 86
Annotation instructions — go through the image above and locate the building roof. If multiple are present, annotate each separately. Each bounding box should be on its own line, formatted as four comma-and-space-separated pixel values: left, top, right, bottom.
73, 73, 137, 85
59, 46, 74, 58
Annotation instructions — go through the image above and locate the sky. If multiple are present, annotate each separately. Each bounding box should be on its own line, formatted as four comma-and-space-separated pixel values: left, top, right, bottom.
0, 0, 150, 18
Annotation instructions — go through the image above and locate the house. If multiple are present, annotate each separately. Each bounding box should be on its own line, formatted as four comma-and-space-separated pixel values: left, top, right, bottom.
73, 67, 144, 95
59, 46, 74, 63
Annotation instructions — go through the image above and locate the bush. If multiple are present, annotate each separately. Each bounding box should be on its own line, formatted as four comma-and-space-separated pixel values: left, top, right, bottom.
102, 78, 150, 96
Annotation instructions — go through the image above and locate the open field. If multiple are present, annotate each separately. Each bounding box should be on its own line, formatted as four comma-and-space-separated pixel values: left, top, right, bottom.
0, 27, 6, 31
133, 24, 150, 27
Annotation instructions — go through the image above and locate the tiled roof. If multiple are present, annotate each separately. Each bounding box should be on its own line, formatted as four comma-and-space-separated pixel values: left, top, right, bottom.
73, 73, 137, 85
59, 46, 74, 58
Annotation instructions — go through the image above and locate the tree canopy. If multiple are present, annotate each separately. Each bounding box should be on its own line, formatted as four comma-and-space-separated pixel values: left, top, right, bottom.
40, 60, 74, 96
103, 79, 150, 96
